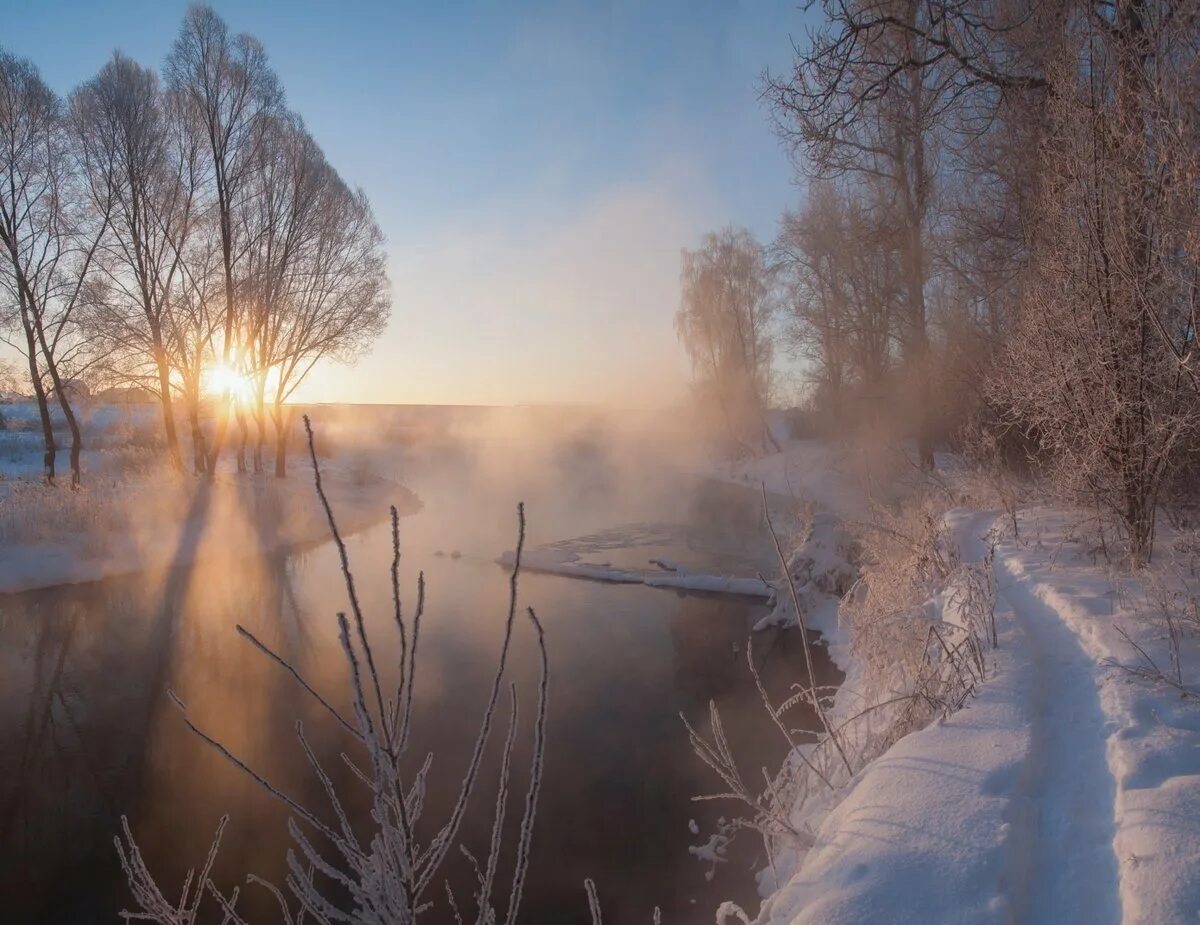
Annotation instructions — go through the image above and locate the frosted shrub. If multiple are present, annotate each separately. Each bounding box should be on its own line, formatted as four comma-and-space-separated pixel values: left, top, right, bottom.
840, 494, 996, 755
688, 484, 997, 889
1106, 567, 1200, 699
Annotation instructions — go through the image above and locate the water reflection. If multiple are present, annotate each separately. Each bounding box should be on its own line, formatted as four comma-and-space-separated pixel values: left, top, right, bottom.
0, 462, 840, 924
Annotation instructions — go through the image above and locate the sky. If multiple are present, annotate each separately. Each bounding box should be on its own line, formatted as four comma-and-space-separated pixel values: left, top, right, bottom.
0, 0, 813, 406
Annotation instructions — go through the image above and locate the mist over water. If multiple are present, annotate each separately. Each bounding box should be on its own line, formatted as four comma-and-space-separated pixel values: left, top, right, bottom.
0, 406, 838, 924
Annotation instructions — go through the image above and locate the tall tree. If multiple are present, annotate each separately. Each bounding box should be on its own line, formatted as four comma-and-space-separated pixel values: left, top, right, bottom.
775, 181, 901, 419
676, 226, 779, 455
767, 0, 958, 467
71, 53, 204, 472
238, 112, 326, 473
989, 2, 1200, 563
0, 50, 108, 487
0, 52, 60, 482
258, 169, 389, 476
166, 3, 282, 475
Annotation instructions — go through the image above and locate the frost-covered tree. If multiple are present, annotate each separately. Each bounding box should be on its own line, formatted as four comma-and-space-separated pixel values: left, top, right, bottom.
166, 2, 283, 475
70, 53, 207, 472
0, 49, 109, 487
676, 226, 779, 455
258, 166, 389, 477
991, 5, 1200, 565
775, 181, 901, 421
766, 0, 958, 467
236, 111, 387, 477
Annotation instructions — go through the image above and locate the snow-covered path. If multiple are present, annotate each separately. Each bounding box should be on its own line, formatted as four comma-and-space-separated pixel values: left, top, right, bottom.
719, 444, 1200, 923
994, 554, 1122, 924
760, 510, 1141, 924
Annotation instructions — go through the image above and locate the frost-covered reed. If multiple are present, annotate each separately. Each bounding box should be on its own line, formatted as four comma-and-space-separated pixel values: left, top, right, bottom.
114, 416, 549, 924
686, 482, 999, 890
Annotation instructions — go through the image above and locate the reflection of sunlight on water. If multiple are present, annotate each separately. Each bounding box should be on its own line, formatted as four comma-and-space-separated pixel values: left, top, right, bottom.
0, 410, 842, 923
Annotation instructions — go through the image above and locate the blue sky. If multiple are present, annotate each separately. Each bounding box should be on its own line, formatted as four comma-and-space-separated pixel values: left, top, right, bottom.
1, 0, 812, 405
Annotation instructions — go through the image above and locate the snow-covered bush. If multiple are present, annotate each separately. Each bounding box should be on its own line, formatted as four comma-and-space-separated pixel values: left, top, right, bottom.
688, 483, 998, 909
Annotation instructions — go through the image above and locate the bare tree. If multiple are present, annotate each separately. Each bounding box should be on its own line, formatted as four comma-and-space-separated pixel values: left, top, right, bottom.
166, 3, 282, 476
253, 165, 389, 477
238, 112, 326, 473
0, 51, 59, 481
767, 0, 960, 467
0, 49, 109, 487
71, 53, 207, 472
676, 226, 780, 455
164, 219, 222, 475
775, 181, 900, 422
990, 4, 1200, 565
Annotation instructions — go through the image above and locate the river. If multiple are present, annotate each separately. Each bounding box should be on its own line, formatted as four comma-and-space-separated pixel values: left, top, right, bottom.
0, 416, 839, 923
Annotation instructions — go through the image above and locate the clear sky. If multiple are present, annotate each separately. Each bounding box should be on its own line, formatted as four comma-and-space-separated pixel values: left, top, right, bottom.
0, 0, 812, 406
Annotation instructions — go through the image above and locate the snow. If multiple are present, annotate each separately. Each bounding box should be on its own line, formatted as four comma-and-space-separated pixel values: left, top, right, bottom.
1000, 510, 1200, 924
0, 401, 419, 594
726, 439, 1200, 925
706, 439, 866, 520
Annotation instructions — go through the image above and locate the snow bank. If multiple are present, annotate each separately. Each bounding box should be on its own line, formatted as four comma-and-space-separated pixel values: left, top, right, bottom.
998, 509, 1200, 924
760, 600, 1032, 924
0, 461, 419, 595
752, 485, 1200, 924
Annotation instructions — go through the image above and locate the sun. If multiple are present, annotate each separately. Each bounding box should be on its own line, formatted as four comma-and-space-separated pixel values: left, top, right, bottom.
205, 361, 254, 402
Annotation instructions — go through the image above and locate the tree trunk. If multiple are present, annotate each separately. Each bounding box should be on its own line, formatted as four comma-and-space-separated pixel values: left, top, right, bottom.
156, 355, 184, 472
52, 382, 83, 489
32, 321, 82, 488
273, 404, 289, 478
187, 393, 208, 476
253, 381, 267, 474
23, 323, 55, 485
235, 402, 248, 473
206, 399, 230, 478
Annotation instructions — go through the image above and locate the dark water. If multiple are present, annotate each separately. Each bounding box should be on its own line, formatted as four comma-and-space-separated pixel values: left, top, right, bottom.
0, 434, 839, 924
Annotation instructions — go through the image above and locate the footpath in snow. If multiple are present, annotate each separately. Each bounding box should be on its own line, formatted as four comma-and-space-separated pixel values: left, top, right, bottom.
704, 440, 1200, 924
754, 505, 1200, 922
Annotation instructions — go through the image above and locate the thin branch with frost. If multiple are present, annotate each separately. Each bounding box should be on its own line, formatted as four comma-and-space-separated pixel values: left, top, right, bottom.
1105, 624, 1200, 700
584, 878, 603, 925
762, 482, 852, 775
115, 417, 551, 923
114, 813, 229, 924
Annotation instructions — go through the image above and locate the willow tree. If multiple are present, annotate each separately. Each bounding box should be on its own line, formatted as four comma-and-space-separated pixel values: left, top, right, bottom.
676, 226, 779, 455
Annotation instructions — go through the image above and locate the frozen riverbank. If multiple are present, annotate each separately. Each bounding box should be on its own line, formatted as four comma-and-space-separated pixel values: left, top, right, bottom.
711, 441, 1200, 925
0, 459, 418, 595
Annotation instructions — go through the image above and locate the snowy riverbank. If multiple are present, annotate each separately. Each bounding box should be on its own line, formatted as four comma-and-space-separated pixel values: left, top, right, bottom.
0, 463, 419, 595
711, 441, 1200, 924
